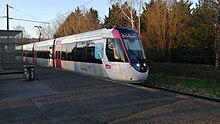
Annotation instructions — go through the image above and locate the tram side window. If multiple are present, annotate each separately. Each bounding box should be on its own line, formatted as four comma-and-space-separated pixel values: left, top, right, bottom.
41, 47, 44, 58
87, 41, 95, 63
48, 46, 53, 59
27, 50, 33, 57
61, 44, 67, 60
44, 46, 50, 59
42, 46, 48, 59
67, 43, 76, 61
36, 47, 40, 58
45, 51, 50, 59
37, 47, 40, 58
87, 41, 102, 63
36, 46, 50, 59
37, 51, 40, 58
106, 38, 126, 62
75, 42, 87, 62
60, 41, 102, 63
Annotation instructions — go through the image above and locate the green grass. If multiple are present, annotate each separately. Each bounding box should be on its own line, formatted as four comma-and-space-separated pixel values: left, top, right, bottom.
146, 74, 220, 97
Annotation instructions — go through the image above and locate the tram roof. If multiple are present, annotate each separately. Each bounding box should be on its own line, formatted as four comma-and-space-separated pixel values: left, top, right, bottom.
23, 27, 135, 46
56, 28, 113, 43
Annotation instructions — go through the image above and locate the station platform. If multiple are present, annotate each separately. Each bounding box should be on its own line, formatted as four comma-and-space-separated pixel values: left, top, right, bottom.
0, 65, 219, 123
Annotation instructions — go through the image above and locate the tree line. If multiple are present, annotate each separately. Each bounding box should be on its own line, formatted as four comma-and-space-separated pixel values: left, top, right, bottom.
39, 0, 220, 67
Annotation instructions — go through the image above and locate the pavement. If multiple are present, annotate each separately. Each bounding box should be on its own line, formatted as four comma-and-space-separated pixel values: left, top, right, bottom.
0, 65, 219, 124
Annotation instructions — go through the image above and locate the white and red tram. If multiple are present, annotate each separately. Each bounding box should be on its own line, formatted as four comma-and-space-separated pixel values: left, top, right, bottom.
23, 27, 149, 82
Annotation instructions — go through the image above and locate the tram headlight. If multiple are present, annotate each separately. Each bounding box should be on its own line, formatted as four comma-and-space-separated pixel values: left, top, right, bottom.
132, 62, 148, 72
133, 63, 141, 72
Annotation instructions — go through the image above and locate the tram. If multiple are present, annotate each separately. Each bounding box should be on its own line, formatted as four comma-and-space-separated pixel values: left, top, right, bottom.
23, 27, 149, 82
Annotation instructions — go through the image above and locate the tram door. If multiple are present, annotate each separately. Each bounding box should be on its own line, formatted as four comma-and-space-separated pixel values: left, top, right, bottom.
55, 40, 61, 68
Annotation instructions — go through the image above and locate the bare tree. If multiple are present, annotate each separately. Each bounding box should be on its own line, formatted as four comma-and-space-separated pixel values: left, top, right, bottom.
38, 24, 52, 39
136, 0, 143, 35
36, 13, 66, 39
110, 0, 143, 33
54, 7, 102, 37
12, 25, 31, 38
51, 13, 67, 37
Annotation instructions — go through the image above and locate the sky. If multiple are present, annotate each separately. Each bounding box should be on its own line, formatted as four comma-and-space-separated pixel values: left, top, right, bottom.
0, 0, 198, 38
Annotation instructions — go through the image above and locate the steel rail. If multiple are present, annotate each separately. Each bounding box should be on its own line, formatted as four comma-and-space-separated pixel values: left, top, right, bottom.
133, 83, 220, 103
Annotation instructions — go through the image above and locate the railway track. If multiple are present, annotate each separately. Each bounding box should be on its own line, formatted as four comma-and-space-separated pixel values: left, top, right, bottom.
131, 83, 220, 103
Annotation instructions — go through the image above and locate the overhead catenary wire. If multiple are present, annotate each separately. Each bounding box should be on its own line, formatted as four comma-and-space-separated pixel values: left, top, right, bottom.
2, 1, 96, 36
4, 4, 50, 24
9, 5, 42, 21
9, 17, 50, 24
80, 0, 95, 7
62, 0, 96, 16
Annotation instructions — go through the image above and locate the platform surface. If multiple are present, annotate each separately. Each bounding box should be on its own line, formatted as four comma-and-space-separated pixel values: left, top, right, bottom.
0, 66, 219, 124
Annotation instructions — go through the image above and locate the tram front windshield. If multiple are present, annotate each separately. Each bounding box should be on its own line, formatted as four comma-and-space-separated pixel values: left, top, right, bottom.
121, 31, 148, 72
122, 33, 146, 63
